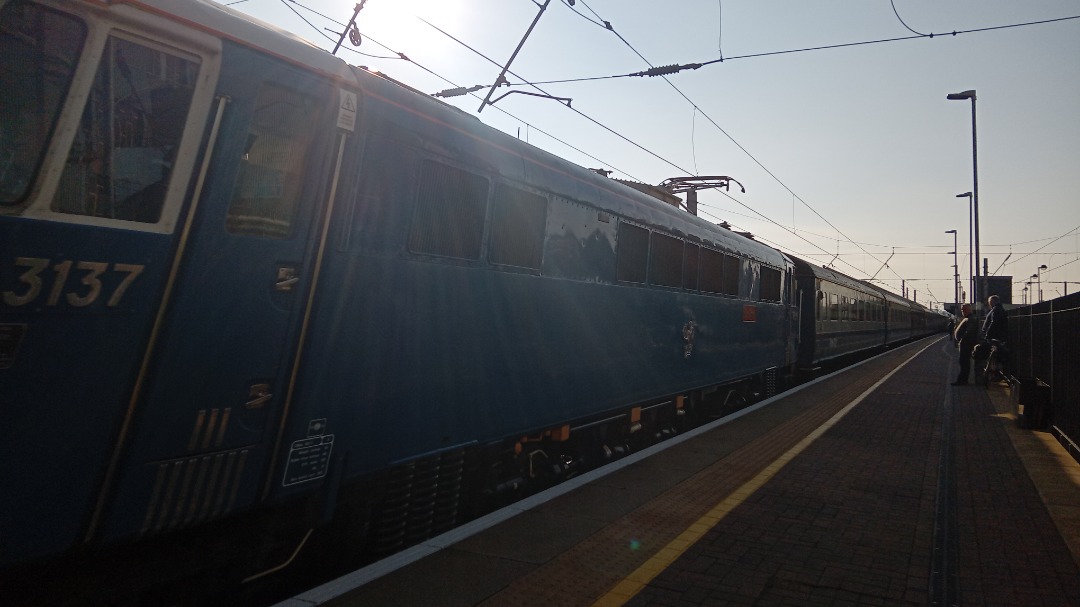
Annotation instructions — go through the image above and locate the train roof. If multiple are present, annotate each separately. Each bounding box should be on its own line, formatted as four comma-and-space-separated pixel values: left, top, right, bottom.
789, 254, 939, 312
122, 0, 353, 78
788, 255, 880, 294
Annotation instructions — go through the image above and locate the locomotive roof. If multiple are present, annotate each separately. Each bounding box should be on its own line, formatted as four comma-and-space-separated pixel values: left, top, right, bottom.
126, 0, 355, 80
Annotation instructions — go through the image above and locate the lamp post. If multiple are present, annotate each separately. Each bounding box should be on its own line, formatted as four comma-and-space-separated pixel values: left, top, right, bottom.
948, 88, 980, 313
956, 192, 973, 304
1036, 264, 1048, 302
1023, 284, 1030, 305
945, 229, 959, 314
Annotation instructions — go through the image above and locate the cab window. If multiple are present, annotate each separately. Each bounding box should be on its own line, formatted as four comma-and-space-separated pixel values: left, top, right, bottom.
0, 2, 87, 205
226, 83, 321, 238
52, 35, 198, 223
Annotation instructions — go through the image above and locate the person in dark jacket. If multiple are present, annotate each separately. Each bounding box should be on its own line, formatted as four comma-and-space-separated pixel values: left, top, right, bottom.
979, 295, 1009, 382
981, 295, 1008, 343
952, 303, 978, 385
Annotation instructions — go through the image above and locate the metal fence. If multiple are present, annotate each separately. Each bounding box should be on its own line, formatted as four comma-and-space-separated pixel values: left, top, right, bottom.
1007, 292, 1080, 463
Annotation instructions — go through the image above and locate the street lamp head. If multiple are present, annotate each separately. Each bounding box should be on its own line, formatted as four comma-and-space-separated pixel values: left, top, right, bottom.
947, 90, 976, 100
955, 192, 972, 199
1039, 264, 1048, 270
945, 229, 956, 234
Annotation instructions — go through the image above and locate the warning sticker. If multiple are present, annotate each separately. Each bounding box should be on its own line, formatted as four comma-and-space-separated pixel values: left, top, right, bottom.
337, 89, 357, 132
282, 434, 334, 486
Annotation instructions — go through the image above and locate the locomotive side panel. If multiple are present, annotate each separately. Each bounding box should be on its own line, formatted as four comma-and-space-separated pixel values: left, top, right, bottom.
0, 0, 221, 565
274, 74, 796, 494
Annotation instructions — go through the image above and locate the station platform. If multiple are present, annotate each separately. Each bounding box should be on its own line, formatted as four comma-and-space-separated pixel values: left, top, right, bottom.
277, 336, 1080, 607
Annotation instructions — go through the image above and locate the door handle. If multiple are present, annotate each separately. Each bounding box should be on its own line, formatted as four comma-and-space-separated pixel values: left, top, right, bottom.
246, 383, 272, 409
275, 266, 299, 291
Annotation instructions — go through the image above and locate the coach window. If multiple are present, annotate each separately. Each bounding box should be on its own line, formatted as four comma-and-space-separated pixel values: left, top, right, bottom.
0, 2, 86, 206
51, 35, 197, 223
226, 83, 319, 238
409, 160, 488, 259
490, 183, 546, 269
830, 293, 839, 321
648, 231, 683, 288
759, 266, 781, 302
616, 222, 648, 283
683, 243, 700, 290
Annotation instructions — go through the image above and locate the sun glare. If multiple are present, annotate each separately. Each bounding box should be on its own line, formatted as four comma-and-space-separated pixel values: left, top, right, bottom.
361, 0, 462, 58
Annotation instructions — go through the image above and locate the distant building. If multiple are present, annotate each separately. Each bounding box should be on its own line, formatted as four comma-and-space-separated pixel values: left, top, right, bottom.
981, 276, 1012, 305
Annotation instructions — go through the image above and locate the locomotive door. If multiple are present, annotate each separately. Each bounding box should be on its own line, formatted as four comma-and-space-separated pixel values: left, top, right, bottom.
99, 47, 340, 540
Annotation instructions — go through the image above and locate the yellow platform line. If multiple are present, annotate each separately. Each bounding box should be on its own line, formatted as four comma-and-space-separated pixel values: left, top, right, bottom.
591, 340, 937, 607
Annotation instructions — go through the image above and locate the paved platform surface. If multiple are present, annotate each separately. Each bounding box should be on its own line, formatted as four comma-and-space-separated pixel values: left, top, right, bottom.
296, 337, 1080, 607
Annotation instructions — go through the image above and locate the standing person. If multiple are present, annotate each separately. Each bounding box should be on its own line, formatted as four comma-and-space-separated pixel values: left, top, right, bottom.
952, 303, 978, 385
982, 295, 1009, 343
980, 295, 1009, 382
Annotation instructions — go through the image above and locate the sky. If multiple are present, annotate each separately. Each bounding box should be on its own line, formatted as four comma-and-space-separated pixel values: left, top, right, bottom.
227, 0, 1080, 308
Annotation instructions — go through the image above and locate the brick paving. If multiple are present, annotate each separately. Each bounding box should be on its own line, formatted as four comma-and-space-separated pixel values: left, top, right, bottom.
953, 378, 1080, 606
626, 340, 1080, 607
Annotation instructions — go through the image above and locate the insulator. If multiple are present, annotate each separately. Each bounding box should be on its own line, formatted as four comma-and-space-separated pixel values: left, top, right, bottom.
642, 63, 702, 77
434, 85, 483, 98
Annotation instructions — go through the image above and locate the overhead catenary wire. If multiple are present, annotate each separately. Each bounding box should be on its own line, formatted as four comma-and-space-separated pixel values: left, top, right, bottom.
891, 0, 928, 36
999, 225, 1080, 271
416, 16, 690, 181
417, 12, 865, 273
432, 15, 1080, 88
560, 0, 913, 288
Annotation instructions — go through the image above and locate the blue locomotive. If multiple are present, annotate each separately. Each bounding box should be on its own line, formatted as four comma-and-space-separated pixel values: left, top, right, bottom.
0, 0, 943, 588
